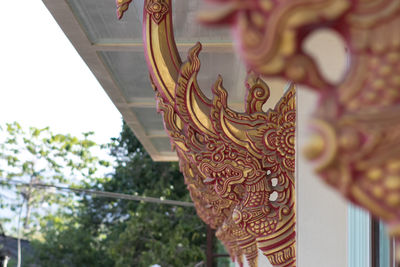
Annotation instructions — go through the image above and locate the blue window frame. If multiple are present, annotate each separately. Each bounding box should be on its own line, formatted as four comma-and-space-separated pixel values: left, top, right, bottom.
348, 204, 393, 267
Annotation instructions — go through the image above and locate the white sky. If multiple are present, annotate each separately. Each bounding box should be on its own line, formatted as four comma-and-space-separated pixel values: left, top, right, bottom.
0, 1, 124, 233
0, 0, 122, 144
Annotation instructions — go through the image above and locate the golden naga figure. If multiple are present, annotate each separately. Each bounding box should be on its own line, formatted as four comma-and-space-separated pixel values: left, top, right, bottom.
199, 0, 400, 254
117, 0, 296, 266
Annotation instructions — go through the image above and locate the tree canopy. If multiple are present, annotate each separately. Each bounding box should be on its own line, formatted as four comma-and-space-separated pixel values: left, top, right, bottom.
0, 122, 108, 236
18, 122, 207, 267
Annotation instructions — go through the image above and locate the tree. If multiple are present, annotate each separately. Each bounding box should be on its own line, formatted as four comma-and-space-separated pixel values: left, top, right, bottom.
29, 122, 206, 267
0, 122, 109, 236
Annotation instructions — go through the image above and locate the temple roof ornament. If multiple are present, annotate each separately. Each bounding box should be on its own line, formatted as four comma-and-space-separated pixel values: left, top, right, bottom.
115, 0, 400, 264
116, 0, 132, 19
117, 0, 296, 266
116, 0, 400, 264
198, 0, 400, 260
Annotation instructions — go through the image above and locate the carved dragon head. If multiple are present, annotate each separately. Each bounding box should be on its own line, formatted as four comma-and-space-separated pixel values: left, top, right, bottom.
201, 0, 400, 245
154, 42, 296, 266
117, 0, 297, 265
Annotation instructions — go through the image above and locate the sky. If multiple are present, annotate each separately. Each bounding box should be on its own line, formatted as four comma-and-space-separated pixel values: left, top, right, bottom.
0, 0, 125, 234
0, 0, 122, 144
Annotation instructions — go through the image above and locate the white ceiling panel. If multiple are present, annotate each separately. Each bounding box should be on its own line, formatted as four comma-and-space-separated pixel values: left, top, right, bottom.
100, 51, 156, 101
67, 0, 231, 44
43, 0, 287, 161
67, 0, 143, 43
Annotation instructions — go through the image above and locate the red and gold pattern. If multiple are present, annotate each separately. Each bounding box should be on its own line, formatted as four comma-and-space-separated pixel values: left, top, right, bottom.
199, 0, 400, 254
116, 0, 132, 19
118, 0, 296, 266
156, 43, 296, 266
145, 0, 169, 24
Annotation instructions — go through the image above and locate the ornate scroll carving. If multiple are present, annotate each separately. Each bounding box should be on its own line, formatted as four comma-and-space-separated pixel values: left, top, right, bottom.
117, 0, 169, 23
117, 0, 296, 266
199, 0, 400, 250
116, 0, 132, 19
156, 44, 296, 267
145, 0, 169, 24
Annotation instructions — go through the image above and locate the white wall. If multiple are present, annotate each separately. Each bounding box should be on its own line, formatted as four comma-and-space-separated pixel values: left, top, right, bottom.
296, 29, 349, 267
238, 29, 350, 267
296, 88, 348, 267
237, 89, 348, 267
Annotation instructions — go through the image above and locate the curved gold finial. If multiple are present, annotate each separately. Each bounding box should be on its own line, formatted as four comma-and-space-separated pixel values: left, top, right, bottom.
118, 0, 297, 266
116, 0, 132, 19
198, 0, 400, 258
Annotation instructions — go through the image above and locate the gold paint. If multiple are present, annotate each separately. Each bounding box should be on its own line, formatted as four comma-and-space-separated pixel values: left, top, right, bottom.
387, 52, 400, 62
141, 0, 297, 263
385, 176, 400, 189
259, 56, 285, 74
251, 12, 265, 28
371, 42, 386, 54
174, 141, 189, 152
339, 130, 360, 150
372, 186, 384, 198
188, 78, 215, 136
391, 76, 400, 86
304, 134, 324, 160
365, 91, 377, 101
232, 211, 240, 221
352, 186, 394, 220
131, 0, 312, 266
369, 57, 380, 68
260, 0, 273, 12
387, 193, 400, 207
287, 0, 350, 26
280, 31, 296, 56
348, 100, 360, 111
116, 0, 133, 19
372, 79, 385, 90
193, 0, 400, 257
388, 88, 399, 98
388, 160, 400, 172
288, 135, 295, 146
306, 120, 337, 172
367, 168, 382, 181
145, 17, 177, 104
379, 66, 391, 76
348, 0, 400, 27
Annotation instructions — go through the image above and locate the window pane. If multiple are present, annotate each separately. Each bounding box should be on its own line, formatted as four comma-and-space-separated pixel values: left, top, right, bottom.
379, 221, 391, 267
348, 204, 371, 267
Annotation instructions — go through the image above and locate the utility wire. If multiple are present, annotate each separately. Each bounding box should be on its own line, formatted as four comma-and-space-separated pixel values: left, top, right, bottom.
0, 178, 194, 207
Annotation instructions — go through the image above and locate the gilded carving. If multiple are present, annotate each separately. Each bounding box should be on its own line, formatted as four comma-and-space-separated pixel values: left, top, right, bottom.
154, 43, 296, 266
146, 0, 169, 24
117, 0, 169, 24
199, 0, 400, 254
116, 0, 132, 19
117, 0, 296, 265
162, 44, 296, 267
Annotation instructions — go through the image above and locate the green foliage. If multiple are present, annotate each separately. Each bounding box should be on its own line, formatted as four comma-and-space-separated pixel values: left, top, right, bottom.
27, 212, 112, 267
0, 122, 108, 236
213, 239, 233, 267
28, 122, 206, 267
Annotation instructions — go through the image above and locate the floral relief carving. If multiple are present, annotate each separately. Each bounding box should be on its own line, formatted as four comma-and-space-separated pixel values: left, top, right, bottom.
117, 0, 297, 266
116, 0, 133, 19
146, 0, 169, 24
199, 0, 400, 256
